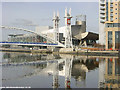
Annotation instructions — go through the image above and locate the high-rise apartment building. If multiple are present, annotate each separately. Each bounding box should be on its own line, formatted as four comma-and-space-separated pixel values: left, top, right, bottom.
99, 0, 120, 50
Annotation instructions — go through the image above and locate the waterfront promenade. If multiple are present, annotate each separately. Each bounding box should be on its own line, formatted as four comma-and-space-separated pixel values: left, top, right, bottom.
0, 47, 119, 56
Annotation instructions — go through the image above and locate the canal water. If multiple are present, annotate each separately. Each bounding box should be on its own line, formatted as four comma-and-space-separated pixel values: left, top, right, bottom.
1, 52, 120, 88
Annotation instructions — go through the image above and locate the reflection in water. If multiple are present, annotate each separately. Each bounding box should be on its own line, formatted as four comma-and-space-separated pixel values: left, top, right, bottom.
2, 52, 101, 88
99, 57, 120, 88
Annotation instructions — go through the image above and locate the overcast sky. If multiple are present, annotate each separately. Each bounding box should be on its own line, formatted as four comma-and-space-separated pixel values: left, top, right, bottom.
2, 2, 99, 41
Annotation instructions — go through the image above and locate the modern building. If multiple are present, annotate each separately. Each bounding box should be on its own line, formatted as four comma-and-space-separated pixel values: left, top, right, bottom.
99, 0, 120, 50
35, 14, 99, 48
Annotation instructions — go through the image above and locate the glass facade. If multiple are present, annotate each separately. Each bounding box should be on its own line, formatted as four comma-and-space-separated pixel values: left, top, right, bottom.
9, 34, 47, 43
106, 0, 108, 21
115, 31, 120, 49
108, 31, 112, 49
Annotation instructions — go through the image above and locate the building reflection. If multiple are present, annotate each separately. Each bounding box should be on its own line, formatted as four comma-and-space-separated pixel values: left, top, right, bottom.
2, 53, 99, 88
2, 53, 61, 63
99, 57, 120, 89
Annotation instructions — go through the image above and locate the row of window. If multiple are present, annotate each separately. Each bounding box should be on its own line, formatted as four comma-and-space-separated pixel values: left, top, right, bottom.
106, 6, 118, 21
106, 0, 109, 21
105, 23, 120, 27
108, 31, 112, 49
110, 8, 118, 10
110, 1, 118, 21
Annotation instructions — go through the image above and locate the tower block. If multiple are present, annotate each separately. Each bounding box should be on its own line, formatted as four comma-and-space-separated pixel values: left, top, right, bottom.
52, 11, 60, 44
64, 8, 73, 48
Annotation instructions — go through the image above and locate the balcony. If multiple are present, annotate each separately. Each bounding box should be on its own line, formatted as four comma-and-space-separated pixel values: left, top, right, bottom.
100, 20, 105, 23
100, 2, 105, 6
100, 15, 105, 19
100, 6, 105, 10
110, 2, 113, 4
100, 11, 105, 14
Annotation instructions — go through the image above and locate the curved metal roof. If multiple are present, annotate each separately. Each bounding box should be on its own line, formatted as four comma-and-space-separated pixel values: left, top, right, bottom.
74, 32, 99, 40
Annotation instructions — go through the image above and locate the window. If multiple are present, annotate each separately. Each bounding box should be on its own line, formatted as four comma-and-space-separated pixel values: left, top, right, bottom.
115, 13, 117, 15
114, 23, 118, 27
115, 31, 120, 49
115, 4, 117, 5
115, 8, 117, 10
108, 31, 112, 49
105, 23, 113, 27
116, 18, 117, 19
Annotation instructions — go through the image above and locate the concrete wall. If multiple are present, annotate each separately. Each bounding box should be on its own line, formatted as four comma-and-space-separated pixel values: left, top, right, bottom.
99, 23, 105, 45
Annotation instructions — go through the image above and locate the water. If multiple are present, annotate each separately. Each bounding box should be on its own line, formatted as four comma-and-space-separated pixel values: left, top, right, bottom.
1, 52, 120, 88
